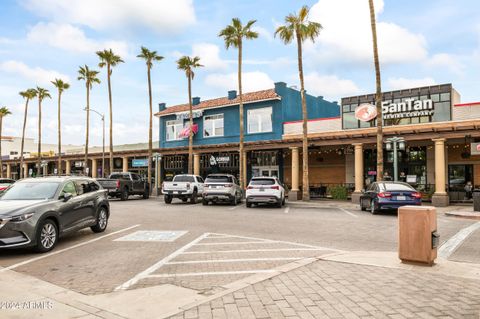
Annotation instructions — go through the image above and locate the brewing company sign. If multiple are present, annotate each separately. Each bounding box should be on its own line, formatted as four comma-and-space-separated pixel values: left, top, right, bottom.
382, 99, 434, 120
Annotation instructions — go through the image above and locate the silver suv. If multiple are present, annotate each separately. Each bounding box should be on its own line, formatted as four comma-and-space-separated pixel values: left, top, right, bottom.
202, 174, 243, 206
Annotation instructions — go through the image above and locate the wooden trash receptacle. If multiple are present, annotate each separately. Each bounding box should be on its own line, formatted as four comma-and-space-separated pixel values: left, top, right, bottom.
398, 206, 439, 265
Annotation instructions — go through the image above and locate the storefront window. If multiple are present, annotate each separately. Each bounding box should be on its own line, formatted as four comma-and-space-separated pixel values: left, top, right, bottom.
166, 120, 183, 141
432, 101, 451, 122
248, 107, 272, 133
203, 114, 224, 137
342, 112, 358, 129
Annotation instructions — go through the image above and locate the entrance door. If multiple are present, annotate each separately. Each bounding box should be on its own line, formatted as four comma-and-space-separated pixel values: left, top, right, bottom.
448, 164, 473, 201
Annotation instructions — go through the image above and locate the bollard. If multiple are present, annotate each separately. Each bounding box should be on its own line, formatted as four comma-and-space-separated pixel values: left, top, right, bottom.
398, 206, 439, 266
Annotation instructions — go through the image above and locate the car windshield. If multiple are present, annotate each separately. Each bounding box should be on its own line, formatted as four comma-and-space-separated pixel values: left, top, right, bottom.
250, 178, 275, 186
382, 183, 415, 191
1, 182, 60, 200
110, 174, 130, 180
174, 175, 195, 182
205, 176, 232, 183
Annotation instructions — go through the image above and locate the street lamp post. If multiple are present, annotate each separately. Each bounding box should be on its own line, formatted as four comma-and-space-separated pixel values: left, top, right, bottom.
385, 136, 405, 182
153, 153, 162, 196
83, 108, 105, 178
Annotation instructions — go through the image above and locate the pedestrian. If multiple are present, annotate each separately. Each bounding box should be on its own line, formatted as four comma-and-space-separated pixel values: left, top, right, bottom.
464, 181, 473, 200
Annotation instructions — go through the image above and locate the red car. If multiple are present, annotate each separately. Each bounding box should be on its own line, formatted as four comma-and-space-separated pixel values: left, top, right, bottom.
0, 178, 15, 192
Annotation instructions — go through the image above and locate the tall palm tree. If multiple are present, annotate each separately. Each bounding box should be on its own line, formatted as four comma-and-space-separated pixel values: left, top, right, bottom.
275, 5, 322, 201
78, 65, 101, 176
34, 87, 51, 176
19, 89, 37, 179
137, 46, 164, 193
368, 0, 383, 182
177, 56, 203, 174
219, 18, 258, 190
96, 49, 124, 175
0, 107, 12, 178
51, 79, 70, 175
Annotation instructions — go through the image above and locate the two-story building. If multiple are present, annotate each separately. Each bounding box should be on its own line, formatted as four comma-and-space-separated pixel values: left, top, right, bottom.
155, 82, 340, 198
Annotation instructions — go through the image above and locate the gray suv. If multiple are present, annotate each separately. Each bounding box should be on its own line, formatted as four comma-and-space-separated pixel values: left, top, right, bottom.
0, 176, 109, 253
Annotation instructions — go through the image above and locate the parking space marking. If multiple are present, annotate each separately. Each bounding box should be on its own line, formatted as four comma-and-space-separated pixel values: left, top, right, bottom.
166, 257, 302, 265
115, 232, 210, 291
228, 205, 243, 210
194, 241, 274, 246
438, 222, 480, 258
1, 225, 140, 272
147, 270, 276, 278
284, 207, 290, 214
339, 208, 358, 218
183, 248, 330, 254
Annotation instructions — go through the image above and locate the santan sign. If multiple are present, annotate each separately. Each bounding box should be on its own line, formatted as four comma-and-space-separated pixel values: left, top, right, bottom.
382, 99, 434, 120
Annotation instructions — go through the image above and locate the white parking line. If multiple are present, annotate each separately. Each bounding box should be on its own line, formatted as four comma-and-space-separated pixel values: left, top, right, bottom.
284, 207, 290, 214
339, 208, 358, 218
114, 233, 210, 291
438, 222, 480, 258
146, 270, 276, 278
228, 205, 243, 210
1, 225, 140, 272
166, 257, 302, 265
183, 248, 330, 254
194, 241, 276, 246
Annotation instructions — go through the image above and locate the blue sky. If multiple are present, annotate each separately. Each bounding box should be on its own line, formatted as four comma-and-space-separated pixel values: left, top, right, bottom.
0, 0, 479, 146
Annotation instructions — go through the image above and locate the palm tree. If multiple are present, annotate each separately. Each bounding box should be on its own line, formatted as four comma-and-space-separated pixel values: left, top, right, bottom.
78, 65, 101, 176
0, 107, 12, 178
19, 89, 37, 179
34, 87, 51, 176
137, 46, 164, 193
219, 18, 258, 190
275, 5, 322, 201
177, 56, 203, 174
96, 49, 124, 175
368, 0, 383, 182
51, 79, 70, 175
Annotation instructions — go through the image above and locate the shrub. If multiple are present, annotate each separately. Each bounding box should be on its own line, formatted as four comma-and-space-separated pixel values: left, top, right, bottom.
328, 185, 348, 200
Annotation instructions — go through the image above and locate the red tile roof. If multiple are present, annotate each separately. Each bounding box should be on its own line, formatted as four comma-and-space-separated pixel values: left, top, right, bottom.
155, 89, 280, 116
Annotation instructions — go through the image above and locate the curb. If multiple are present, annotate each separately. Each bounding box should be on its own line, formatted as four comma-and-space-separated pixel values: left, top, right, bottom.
445, 211, 480, 220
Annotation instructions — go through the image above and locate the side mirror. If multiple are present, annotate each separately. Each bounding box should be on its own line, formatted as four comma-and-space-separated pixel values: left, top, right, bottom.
61, 193, 73, 202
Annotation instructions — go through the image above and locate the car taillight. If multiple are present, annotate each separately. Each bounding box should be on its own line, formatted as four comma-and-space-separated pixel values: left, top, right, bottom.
377, 192, 392, 198
271, 186, 280, 190
247, 186, 253, 189
411, 192, 422, 199
116, 180, 120, 188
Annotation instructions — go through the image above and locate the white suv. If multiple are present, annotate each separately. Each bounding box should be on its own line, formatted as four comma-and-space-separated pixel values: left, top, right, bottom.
246, 177, 286, 208
203, 174, 243, 206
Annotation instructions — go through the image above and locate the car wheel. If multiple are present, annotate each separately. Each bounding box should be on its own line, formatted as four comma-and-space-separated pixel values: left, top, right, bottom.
231, 194, 238, 206
246, 201, 252, 208
370, 199, 377, 214
120, 187, 129, 201
164, 195, 172, 204
190, 190, 197, 204
202, 198, 208, 206
182, 198, 188, 203
91, 207, 108, 233
35, 219, 58, 253
360, 199, 366, 211
142, 187, 150, 199
282, 196, 286, 206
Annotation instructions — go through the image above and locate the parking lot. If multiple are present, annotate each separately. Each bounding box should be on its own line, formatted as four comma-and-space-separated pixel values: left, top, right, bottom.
1, 197, 478, 297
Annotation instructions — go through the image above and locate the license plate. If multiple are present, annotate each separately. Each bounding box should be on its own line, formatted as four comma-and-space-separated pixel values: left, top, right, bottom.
396, 196, 406, 201
260, 188, 265, 192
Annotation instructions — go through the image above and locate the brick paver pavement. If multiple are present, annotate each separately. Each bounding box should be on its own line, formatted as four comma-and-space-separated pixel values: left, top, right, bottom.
168, 260, 480, 319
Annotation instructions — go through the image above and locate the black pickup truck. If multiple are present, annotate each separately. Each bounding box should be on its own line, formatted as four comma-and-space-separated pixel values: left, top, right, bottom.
97, 172, 149, 200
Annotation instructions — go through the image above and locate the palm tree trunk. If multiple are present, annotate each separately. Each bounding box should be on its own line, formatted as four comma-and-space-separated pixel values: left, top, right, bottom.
238, 40, 245, 190
85, 84, 90, 175
20, 100, 29, 179
107, 64, 114, 175
369, 0, 383, 182
0, 117, 3, 178
57, 91, 62, 175
37, 99, 42, 176
188, 75, 193, 174
147, 66, 153, 194
296, 31, 310, 201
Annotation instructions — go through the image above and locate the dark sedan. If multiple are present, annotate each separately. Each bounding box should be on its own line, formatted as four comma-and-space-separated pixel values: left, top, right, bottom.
0, 176, 109, 252
360, 181, 421, 214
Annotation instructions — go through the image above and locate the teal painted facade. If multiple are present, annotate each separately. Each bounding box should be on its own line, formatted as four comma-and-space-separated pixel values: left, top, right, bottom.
158, 82, 340, 149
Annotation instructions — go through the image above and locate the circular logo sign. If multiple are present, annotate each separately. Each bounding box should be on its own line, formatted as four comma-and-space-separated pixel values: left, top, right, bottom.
354, 103, 377, 122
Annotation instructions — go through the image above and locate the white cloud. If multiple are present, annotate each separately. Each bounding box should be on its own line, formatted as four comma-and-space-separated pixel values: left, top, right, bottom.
427, 53, 464, 75
387, 77, 437, 90
304, 73, 361, 100
27, 22, 129, 57
21, 0, 196, 33
191, 43, 228, 71
205, 71, 274, 92
0, 60, 69, 85
307, 0, 427, 64
253, 26, 274, 42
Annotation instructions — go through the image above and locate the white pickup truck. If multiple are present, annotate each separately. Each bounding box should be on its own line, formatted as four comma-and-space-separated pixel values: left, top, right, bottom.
162, 174, 205, 204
